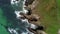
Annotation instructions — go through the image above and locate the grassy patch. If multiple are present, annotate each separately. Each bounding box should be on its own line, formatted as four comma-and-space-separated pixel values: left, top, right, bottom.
35, 0, 60, 34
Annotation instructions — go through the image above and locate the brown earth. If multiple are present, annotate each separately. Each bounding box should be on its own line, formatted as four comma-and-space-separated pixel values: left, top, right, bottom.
31, 0, 57, 26
28, 0, 57, 34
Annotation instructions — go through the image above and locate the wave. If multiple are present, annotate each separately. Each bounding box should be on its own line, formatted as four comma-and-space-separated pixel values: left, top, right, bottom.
8, 0, 35, 34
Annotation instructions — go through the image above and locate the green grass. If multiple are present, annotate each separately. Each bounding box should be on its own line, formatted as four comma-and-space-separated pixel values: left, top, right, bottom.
57, 0, 60, 22
36, 0, 60, 34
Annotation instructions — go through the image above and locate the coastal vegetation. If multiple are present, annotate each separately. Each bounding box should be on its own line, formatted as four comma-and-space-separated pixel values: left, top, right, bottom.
33, 0, 60, 34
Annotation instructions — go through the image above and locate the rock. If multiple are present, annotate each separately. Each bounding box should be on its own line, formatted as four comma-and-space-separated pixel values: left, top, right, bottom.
29, 14, 40, 21
23, 14, 40, 22
37, 30, 47, 34
28, 25, 45, 34
58, 29, 60, 34
30, 25, 45, 31
24, 7, 32, 15
36, 25, 45, 31
25, 0, 35, 6
16, 0, 19, 1
28, 0, 38, 10
27, 8, 32, 15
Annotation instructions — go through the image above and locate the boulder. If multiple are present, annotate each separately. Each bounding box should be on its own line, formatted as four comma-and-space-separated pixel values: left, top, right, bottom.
25, 0, 35, 6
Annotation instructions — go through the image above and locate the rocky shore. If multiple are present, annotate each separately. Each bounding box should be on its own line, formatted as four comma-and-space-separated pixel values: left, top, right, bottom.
10, 0, 47, 34
24, 0, 47, 34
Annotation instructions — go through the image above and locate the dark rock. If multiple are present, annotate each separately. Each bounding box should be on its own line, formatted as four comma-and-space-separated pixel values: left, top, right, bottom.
27, 8, 32, 15
24, 7, 32, 15
25, 0, 35, 6
16, 0, 19, 1
36, 25, 44, 30
28, 15, 40, 22
30, 25, 45, 31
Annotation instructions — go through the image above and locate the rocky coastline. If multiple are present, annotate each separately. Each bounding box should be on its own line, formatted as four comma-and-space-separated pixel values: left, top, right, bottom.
10, 0, 47, 34
24, 0, 47, 34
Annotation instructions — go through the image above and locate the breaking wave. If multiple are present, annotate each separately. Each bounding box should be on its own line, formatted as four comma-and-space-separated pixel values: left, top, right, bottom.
7, 0, 35, 34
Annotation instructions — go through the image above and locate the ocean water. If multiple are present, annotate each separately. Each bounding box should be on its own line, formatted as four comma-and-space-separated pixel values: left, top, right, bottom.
0, 0, 31, 34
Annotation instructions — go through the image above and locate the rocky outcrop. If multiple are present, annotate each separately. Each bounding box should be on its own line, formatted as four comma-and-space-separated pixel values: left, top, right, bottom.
25, 0, 35, 6
18, 0, 47, 34
28, 0, 38, 10
24, 0, 47, 34
37, 30, 47, 34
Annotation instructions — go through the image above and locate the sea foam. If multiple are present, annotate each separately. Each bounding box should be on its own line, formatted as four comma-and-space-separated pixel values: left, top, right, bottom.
9, 0, 35, 34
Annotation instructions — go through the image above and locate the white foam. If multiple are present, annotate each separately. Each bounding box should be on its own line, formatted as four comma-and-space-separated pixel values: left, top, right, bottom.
14, 10, 28, 19
23, 0, 28, 14
23, 9, 28, 14
10, 0, 35, 34
15, 11, 22, 18
8, 28, 18, 34
21, 19, 30, 27
11, 0, 20, 5
30, 23, 37, 29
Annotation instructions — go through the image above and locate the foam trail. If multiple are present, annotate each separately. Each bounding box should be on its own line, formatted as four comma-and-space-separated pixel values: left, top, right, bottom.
8, 28, 18, 34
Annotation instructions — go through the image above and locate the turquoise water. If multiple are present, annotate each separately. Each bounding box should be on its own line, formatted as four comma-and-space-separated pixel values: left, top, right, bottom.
0, 8, 9, 34
0, 0, 16, 34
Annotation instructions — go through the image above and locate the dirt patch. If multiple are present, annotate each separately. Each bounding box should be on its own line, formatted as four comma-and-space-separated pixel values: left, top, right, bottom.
27, 0, 41, 26
33, 0, 57, 34
44, 0, 56, 11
